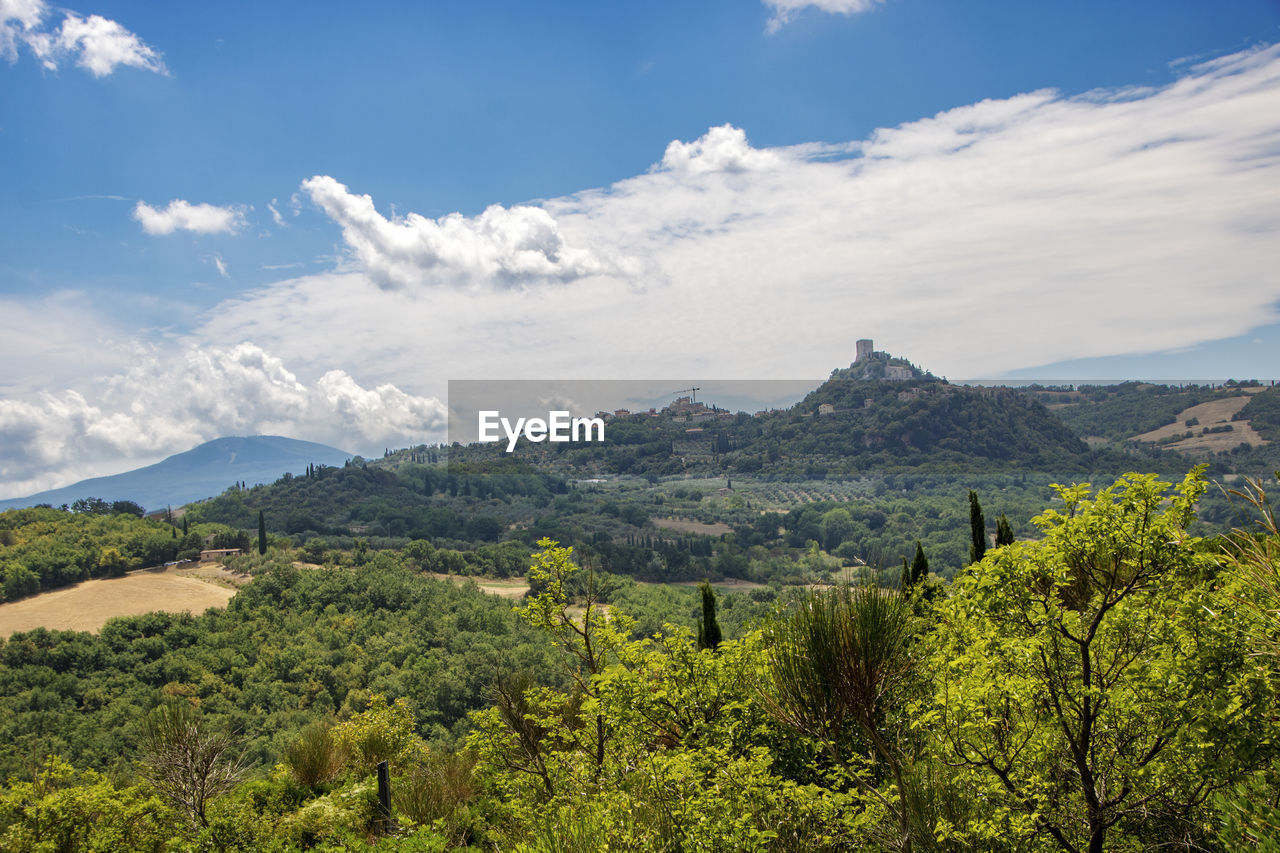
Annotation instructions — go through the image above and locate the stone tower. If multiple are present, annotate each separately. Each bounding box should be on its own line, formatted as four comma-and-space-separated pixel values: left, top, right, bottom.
855, 339, 874, 362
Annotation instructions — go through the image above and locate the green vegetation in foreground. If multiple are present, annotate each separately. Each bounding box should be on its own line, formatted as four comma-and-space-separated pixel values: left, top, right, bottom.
0, 468, 1277, 851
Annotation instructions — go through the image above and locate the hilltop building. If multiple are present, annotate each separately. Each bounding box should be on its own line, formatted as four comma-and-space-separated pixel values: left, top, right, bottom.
855, 339, 874, 362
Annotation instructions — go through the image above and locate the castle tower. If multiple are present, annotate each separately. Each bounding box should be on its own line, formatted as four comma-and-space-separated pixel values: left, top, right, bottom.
855, 339, 874, 362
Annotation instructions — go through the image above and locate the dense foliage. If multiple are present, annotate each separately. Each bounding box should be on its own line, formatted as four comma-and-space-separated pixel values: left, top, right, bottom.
0, 505, 203, 601
0, 469, 1277, 851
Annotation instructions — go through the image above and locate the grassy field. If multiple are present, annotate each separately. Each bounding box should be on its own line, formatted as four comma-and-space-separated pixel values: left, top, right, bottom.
651, 516, 733, 536
1133, 395, 1267, 452
0, 566, 237, 636
430, 573, 530, 599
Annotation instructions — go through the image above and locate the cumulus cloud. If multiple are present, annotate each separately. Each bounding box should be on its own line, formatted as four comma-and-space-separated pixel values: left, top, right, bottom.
1, 0, 165, 75
134, 199, 245, 235
225, 44, 1280, 387
10, 44, 1280, 495
763, 0, 883, 32
0, 0, 44, 60
0, 342, 446, 498
301, 175, 630, 289
657, 124, 784, 175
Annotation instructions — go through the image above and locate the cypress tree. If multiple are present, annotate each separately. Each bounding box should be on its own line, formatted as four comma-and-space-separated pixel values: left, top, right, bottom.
968, 490, 987, 564
900, 556, 912, 593
697, 581, 722, 650
996, 513, 1015, 547
911, 541, 929, 585
182, 516, 189, 536
258, 511, 267, 556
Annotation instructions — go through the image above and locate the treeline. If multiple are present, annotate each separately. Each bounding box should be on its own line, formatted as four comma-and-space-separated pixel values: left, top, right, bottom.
184, 461, 567, 544
0, 505, 206, 602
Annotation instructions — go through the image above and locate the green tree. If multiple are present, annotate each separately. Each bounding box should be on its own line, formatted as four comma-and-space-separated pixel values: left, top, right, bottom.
762, 584, 920, 852
910, 540, 928, 586
257, 510, 267, 556
967, 490, 986, 564
0, 756, 179, 852
929, 470, 1274, 853
995, 512, 1015, 547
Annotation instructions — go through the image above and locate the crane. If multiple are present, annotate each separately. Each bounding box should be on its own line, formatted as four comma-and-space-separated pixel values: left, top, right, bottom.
672, 386, 700, 403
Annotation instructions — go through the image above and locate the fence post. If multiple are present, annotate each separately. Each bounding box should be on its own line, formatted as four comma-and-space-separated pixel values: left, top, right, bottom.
376, 760, 392, 833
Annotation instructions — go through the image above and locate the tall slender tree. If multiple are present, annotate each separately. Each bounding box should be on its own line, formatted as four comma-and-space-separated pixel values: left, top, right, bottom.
910, 541, 929, 586
258, 511, 267, 556
995, 513, 1015, 547
697, 581, 722, 651
968, 490, 987, 565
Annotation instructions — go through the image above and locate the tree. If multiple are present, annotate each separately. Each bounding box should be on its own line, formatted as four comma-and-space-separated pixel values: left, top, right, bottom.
762, 584, 920, 852
70, 497, 109, 515
697, 581, 722, 650
910, 540, 928, 586
1222, 474, 1280, 661
931, 469, 1273, 853
257, 510, 267, 555
968, 490, 986, 564
110, 499, 146, 518
138, 702, 248, 830
995, 512, 1015, 547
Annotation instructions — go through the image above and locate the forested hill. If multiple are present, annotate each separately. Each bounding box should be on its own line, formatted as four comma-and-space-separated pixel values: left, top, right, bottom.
1017, 380, 1280, 476
782, 375, 1090, 466
447, 355, 1110, 479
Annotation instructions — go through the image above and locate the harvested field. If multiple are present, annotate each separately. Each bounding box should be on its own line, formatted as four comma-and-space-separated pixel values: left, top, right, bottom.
1133, 396, 1266, 452
430, 573, 529, 599
652, 517, 733, 536
0, 567, 237, 637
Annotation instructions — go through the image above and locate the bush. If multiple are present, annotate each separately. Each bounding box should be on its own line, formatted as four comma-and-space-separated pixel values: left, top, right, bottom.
285, 721, 344, 788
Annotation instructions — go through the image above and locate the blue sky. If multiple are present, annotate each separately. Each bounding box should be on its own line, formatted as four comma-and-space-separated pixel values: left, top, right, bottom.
2, 0, 1279, 496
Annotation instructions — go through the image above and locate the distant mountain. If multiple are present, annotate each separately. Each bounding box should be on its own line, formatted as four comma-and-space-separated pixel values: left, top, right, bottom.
0, 436, 352, 513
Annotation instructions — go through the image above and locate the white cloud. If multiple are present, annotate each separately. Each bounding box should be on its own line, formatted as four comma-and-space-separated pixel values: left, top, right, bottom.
2, 0, 165, 75
657, 124, 784, 175
221, 44, 1280, 388
268, 199, 286, 227
763, 0, 883, 32
0, 291, 138, 397
211, 255, 228, 277
301, 175, 633, 289
9, 44, 1280, 496
0, 342, 446, 498
134, 199, 245, 235
0, 0, 43, 60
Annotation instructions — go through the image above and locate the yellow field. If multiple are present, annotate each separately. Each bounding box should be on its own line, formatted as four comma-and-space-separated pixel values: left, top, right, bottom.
1133, 395, 1267, 452
430, 573, 530, 599
0, 567, 237, 637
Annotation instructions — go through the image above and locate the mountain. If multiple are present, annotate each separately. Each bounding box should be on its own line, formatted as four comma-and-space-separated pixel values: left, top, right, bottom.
0, 436, 353, 513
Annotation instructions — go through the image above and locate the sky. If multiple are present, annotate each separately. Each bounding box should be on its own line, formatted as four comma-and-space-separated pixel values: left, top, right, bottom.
2, 0, 1279, 498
